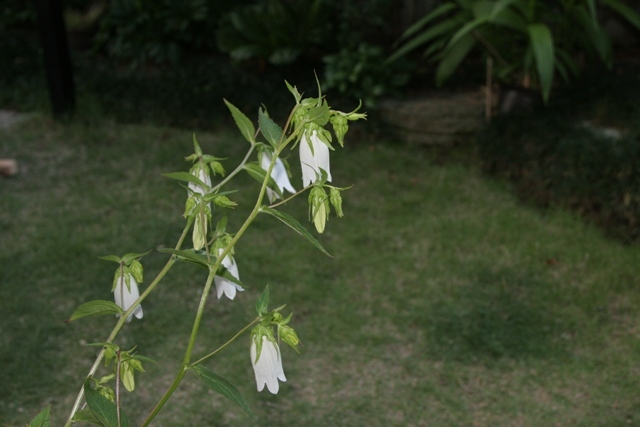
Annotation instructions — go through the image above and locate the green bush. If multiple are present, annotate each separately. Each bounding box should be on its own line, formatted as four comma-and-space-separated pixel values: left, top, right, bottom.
323, 43, 412, 108
477, 73, 640, 240
94, 0, 235, 67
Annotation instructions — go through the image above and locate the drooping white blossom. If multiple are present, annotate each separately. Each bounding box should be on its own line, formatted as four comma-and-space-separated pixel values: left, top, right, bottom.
251, 336, 286, 394
214, 249, 244, 300
299, 130, 331, 187
260, 152, 296, 203
114, 273, 143, 323
188, 165, 211, 196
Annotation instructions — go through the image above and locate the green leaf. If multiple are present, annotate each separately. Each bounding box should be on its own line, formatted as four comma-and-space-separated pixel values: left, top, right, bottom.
260, 206, 331, 256
224, 99, 256, 143
121, 251, 151, 264
258, 108, 283, 148
27, 406, 50, 427
306, 101, 330, 126
395, 2, 457, 43
191, 365, 254, 418
601, 0, 640, 32
285, 80, 302, 103
527, 23, 554, 104
243, 163, 283, 199
162, 171, 209, 189
256, 284, 270, 316
84, 384, 130, 427
98, 255, 122, 263
435, 33, 477, 86
157, 248, 211, 268
66, 300, 123, 323
71, 408, 102, 426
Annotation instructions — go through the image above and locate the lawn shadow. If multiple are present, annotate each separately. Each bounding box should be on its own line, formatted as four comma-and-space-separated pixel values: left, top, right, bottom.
423, 267, 569, 363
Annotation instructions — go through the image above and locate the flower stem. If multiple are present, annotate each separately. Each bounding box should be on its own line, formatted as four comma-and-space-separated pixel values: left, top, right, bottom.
63, 220, 192, 427
192, 318, 260, 367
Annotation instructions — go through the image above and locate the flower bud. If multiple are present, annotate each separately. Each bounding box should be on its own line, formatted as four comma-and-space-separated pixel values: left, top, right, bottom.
329, 187, 344, 218
309, 186, 330, 233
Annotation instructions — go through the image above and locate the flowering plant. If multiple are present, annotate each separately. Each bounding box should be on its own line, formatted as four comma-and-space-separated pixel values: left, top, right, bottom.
23, 81, 365, 426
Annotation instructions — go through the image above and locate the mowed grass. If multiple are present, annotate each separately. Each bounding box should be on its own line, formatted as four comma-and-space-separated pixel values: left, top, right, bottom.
1, 113, 640, 427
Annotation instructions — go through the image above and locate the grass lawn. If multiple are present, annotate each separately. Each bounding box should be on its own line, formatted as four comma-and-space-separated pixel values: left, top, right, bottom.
1, 109, 640, 427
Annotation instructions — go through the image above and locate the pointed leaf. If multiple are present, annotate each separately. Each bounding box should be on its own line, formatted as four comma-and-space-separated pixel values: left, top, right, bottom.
285, 80, 302, 103
158, 248, 212, 268
224, 99, 256, 143
256, 284, 270, 316
71, 408, 102, 426
67, 300, 123, 323
601, 0, 640, 32
162, 172, 209, 189
259, 108, 283, 148
260, 206, 331, 256
435, 33, 477, 85
191, 365, 254, 418
27, 406, 50, 427
84, 384, 130, 427
243, 163, 283, 198
98, 255, 122, 263
306, 101, 330, 126
527, 23, 554, 104
121, 251, 151, 264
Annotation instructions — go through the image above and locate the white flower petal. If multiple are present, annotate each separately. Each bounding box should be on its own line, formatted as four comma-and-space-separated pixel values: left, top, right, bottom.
300, 131, 331, 187
214, 250, 243, 300
188, 166, 211, 196
260, 152, 296, 202
251, 336, 286, 394
114, 274, 143, 323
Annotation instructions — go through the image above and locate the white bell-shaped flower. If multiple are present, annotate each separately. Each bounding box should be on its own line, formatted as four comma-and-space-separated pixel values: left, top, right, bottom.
114, 273, 143, 323
188, 165, 211, 196
260, 152, 296, 203
299, 130, 331, 187
214, 249, 244, 300
251, 336, 286, 394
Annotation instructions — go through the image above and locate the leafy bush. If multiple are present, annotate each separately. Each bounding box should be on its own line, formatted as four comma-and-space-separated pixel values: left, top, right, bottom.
94, 0, 234, 67
215, 0, 329, 66
477, 71, 640, 240
323, 43, 412, 108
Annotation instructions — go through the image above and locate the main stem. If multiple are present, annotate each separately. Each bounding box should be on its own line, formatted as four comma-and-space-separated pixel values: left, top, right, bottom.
63, 221, 192, 427
140, 133, 291, 426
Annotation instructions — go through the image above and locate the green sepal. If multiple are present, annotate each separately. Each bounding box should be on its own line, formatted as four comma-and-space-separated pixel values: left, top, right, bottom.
224, 99, 256, 144
258, 107, 283, 148
162, 171, 210, 190
26, 405, 50, 427
255, 285, 270, 316
66, 300, 123, 323
259, 206, 331, 256
158, 248, 212, 268
285, 80, 302, 103
243, 163, 283, 199
191, 364, 254, 419
128, 259, 144, 283
84, 383, 130, 427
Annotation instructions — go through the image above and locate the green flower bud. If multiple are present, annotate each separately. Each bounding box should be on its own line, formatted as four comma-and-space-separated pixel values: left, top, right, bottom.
278, 324, 300, 353
309, 186, 330, 233
330, 114, 348, 147
329, 187, 344, 218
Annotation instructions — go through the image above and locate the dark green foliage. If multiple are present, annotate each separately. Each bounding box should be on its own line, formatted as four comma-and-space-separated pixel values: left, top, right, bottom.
323, 43, 412, 108
477, 67, 640, 241
216, 0, 329, 66
94, 0, 223, 68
